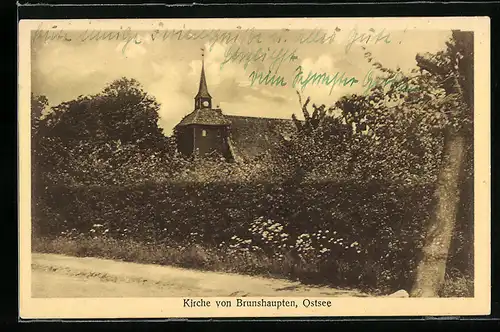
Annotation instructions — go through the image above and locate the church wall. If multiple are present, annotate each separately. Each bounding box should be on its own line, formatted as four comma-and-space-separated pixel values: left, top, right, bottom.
194, 125, 230, 159
175, 126, 194, 157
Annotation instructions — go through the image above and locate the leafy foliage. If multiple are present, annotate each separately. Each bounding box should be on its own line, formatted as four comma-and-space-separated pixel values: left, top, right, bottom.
31, 32, 474, 293
45, 78, 164, 148
280, 31, 473, 187
34, 180, 443, 292
32, 78, 187, 187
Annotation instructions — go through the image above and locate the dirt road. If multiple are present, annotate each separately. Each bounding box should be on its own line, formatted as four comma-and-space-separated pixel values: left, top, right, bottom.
31, 253, 370, 298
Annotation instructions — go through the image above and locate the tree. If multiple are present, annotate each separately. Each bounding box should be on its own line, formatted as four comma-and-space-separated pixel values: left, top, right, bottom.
410, 30, 474, 297
280, 30, 473, 296
278, 92, 352, 184
31, 93, 48, 160
45, 77, 167, 150
33, 77, 183, 186
346, 32, 473, 295
31, 93, 48, 137
332, 94, 374, 177
31, 93, 53, 185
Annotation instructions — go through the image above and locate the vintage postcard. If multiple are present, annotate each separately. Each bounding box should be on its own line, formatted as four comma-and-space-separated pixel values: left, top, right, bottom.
18, 17, 490, 319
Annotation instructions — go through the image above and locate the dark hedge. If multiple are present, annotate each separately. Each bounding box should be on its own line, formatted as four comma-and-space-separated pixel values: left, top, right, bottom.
32, 179, 473, 292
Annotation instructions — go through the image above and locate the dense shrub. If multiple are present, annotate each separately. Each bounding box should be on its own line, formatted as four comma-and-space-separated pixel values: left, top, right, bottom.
32, 178, 472, 293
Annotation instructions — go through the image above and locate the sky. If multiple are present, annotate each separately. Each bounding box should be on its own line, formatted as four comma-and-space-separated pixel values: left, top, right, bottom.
31, 28, 452, 135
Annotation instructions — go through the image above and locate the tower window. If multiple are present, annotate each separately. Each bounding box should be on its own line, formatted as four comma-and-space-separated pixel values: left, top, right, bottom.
201, 129, 207, 137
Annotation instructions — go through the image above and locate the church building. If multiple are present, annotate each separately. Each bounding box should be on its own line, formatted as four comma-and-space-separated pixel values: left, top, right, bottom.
174, 54, 296, 163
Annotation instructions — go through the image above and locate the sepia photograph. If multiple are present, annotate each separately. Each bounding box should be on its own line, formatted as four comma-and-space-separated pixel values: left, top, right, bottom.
18, 17, 490, 318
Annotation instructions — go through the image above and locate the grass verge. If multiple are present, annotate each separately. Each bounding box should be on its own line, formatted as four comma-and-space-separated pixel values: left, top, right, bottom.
32, 236, 473, 297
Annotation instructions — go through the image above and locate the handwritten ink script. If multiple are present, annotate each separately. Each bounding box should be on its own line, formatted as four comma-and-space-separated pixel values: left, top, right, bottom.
248, 67, 418, 95
31, 23, 411, 94
220, 45, 299, 73
31, 23, 393, 55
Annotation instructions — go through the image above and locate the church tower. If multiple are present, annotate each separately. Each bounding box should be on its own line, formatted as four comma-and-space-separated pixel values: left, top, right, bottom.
194, 56, 212, 110
174, 49, 233, 161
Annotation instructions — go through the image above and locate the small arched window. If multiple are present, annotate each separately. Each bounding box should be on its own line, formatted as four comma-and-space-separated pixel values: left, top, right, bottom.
201, 129, 207, 137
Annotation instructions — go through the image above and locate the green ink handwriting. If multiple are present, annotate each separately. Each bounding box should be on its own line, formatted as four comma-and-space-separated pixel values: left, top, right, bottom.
31, 23, 72, 43
345, 28, 391, 53
249, 70, 288, 87
77, 28, 142, 55
362, 69, 419, 94
221, 45, 298, 73
297, 27, 341, 44
293, 66, 359, 95
151, 28, 240, 51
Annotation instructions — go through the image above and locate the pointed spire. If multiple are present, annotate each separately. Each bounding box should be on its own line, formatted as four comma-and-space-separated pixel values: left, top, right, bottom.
196, 48, 212, 100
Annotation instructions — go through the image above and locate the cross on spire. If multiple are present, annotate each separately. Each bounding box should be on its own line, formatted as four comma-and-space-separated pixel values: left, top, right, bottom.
201, 47, 206, 68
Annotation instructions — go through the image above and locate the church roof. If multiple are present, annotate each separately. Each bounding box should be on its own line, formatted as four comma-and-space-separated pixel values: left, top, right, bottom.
176, 108, 231, 127
195, 61, 212, 100
226, 115, 297, 162
175, 54, 299, 161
